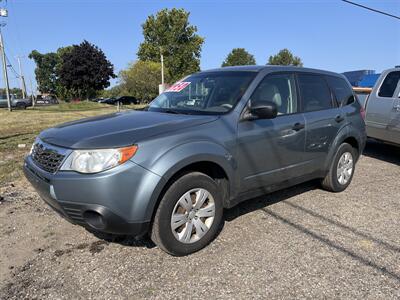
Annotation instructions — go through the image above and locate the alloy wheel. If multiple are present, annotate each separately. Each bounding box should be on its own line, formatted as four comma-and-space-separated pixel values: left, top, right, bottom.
337, 152, 353, 185
170, 188, 215, 244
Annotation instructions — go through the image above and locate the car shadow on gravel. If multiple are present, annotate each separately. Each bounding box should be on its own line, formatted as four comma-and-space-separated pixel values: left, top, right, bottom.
86, 229, 156, 249
224, 180, 400, 283
224, 180, 318, 222
261, 207, 400, 282
362, 139, 400, 166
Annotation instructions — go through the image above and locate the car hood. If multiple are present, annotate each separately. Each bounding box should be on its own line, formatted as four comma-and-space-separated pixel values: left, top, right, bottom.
39, 110, 218, 149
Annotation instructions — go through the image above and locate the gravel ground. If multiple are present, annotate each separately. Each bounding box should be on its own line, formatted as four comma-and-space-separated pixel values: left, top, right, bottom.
0, 140, 399, 299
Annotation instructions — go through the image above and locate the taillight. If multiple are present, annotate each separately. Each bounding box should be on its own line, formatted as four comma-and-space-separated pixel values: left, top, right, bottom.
360, 106, 366, 120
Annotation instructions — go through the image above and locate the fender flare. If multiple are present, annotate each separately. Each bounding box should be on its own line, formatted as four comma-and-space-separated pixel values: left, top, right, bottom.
144, 141, 236, 220
323, 124, 362, 171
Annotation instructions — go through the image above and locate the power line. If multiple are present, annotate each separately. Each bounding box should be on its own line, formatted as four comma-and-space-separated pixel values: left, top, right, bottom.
341, 0, 400, 20
5, 53, 20, 77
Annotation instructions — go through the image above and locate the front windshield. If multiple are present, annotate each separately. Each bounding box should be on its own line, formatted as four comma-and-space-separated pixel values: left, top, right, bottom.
148, 71, 256, 115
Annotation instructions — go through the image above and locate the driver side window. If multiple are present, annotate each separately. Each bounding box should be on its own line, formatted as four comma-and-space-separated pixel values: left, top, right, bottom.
251, 73, 298, 115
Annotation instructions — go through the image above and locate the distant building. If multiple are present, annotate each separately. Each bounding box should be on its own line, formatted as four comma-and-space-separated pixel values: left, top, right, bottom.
358, 74, 381, 88
342, 70, 379, 87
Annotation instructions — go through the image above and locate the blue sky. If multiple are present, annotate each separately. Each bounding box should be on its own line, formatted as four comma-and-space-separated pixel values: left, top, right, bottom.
1, 0, 399, 91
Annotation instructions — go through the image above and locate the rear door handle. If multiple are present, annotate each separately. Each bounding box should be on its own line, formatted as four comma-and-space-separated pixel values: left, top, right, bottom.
292, 122, 305, 131
335, 115, 345, 123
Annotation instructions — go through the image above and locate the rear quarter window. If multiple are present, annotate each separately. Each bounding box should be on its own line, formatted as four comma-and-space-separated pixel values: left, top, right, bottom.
378, 71, 400, 98
326, 75, 355, 106
297, 74, 333, 112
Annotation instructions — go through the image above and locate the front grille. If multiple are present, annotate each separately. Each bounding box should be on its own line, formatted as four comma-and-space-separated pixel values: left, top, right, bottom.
31, 142, 65, 173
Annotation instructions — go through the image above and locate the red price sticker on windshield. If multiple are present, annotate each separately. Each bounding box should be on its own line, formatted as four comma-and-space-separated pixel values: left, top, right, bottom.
166, 81, 191, 92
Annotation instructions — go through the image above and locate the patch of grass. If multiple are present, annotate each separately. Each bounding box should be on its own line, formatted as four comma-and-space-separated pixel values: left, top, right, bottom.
0, 159, 23, 185
35, 101, 112, 111
0, 102, 143, 185
33, 101, 147, 112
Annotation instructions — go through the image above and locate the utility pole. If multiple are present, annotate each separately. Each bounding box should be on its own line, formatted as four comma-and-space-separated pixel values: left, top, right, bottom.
0, 25, 10, 111
158, 47, 166, 94
161, 53, 164, 86
29, 77, 35, 107
0, 7, 10, 111
16, 56, 27, 98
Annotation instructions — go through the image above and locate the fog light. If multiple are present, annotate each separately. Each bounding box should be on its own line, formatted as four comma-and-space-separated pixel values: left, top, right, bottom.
83, 211, 106, 230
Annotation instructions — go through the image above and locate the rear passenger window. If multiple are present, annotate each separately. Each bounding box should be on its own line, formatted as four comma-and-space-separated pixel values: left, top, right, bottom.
297, 74, 333, 112
326, 76, 355, 106
378, 71, 400, 98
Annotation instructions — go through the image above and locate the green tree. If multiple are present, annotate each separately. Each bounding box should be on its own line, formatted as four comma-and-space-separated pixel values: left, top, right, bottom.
222, 48, 256, 67
120, 60, 167, 103
267, 48, 303, 67
29, 46, 74, 99
100, 85, 124, 98
55, 46, 74, 100
137, 8, 204, 82
0, 88, 24, 98
58, 40, 116, 99
28, 50, 60, 94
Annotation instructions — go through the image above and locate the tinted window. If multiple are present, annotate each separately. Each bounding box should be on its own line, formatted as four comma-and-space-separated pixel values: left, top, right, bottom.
378, 71, 400, 98
298, 74, 332, 112
251, 73, 298, 115
326, 76, 354, 106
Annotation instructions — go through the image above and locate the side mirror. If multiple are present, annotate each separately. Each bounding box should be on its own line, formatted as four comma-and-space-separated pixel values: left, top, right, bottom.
249, 101, 278, 119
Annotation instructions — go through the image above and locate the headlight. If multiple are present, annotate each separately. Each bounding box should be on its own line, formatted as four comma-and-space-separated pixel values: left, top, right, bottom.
29, 143, 35, 155
29, 138, 39, 155
60, 145, 138, 173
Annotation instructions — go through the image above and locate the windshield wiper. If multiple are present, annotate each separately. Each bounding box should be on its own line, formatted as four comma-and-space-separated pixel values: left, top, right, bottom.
163, 109, 188, 115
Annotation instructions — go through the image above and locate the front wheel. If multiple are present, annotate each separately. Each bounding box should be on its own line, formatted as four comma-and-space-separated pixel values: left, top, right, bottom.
151, 172, 223, 256
321, 143, 357, 192
16, 103, 26, 110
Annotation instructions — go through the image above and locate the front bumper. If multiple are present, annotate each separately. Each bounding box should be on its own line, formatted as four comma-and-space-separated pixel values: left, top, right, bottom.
23, 155, 164, 236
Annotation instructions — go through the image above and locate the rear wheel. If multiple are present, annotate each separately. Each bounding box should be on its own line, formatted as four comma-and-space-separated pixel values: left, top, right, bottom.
321, 143, 356, 192
151, 172, 223, 256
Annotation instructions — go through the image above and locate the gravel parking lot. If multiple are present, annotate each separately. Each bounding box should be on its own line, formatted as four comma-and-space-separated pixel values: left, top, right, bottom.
0, 140, 399, 299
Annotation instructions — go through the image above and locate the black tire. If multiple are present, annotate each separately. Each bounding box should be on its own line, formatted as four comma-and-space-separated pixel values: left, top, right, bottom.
151, 172, 223, 256
321, 143, 357, 192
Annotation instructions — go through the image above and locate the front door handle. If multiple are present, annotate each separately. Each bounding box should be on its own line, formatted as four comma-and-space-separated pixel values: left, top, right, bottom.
393, 104, 400, 112
335, 115, 345, 123
292, 122, 305, 131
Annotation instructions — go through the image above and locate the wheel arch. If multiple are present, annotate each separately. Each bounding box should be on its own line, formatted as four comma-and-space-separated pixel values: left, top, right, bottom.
342, 136, 360, 157
324, 125, 363, 171
143, 142, 236, 224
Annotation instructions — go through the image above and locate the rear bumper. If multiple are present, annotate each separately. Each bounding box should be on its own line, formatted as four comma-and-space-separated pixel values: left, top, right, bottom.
23, 155, 163, 236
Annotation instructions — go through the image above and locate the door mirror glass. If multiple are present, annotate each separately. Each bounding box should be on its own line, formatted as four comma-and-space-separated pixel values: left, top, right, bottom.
250, 101, 278, 119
